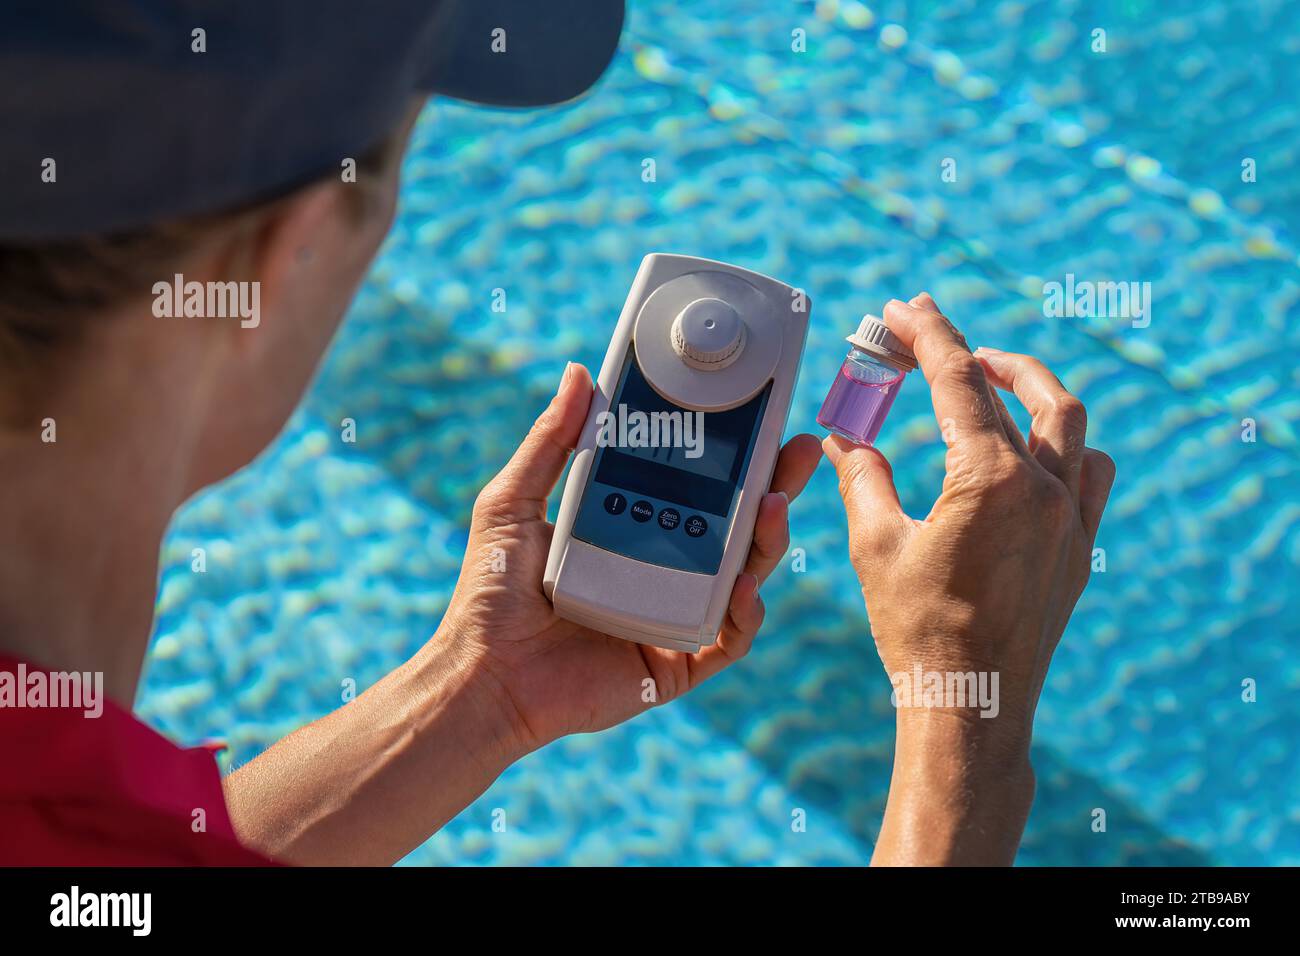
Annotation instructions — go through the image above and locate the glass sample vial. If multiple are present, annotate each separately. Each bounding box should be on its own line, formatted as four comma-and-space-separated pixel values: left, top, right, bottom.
816, 314, 917, 446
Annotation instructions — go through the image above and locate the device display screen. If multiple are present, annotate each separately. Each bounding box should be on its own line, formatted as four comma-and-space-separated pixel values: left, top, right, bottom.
593, 355, 768, 515
570, 351, 771, 576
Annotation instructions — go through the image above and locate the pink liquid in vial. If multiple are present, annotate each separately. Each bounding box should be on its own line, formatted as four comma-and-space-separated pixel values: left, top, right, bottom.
816, 356, 905, 446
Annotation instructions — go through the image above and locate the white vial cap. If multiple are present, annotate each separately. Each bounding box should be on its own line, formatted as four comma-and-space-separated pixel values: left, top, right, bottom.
846, 314, 917, 371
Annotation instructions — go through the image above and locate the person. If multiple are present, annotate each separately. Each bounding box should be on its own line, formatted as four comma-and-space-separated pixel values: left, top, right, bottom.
0, 1, 1113, 866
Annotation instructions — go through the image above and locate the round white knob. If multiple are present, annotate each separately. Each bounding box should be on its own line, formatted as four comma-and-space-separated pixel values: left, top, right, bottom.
670, 297, 745, 370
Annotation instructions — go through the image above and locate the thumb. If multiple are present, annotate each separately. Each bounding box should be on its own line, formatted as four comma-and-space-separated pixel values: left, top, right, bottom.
822, 435, 910, 565
480, 362, 593, 522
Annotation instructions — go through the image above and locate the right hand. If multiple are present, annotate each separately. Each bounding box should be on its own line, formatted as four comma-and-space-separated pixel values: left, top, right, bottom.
823, 292, 1115, 863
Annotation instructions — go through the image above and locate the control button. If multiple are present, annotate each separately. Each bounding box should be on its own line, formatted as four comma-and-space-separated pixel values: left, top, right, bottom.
657, 508, 680, 531
630, 500, 654, 523
671, 297, 746, 371
684, 515, 708, 538
603, 492, 627, 516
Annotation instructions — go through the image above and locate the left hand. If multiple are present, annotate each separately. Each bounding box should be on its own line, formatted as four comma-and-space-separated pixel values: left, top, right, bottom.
436, 361, 822, 754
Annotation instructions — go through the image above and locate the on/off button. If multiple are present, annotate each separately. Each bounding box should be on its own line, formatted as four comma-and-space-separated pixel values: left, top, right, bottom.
684, 515, 708, 538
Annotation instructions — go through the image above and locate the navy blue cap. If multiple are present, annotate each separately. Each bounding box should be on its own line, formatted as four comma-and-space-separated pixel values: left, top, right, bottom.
0, 0, 624, 240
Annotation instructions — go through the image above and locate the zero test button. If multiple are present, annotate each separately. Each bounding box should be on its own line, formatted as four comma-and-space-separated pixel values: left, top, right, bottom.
684, 515, 708, 537
603, 493, 627, 515
657, 508, 680, 531
630, 500, 654, 523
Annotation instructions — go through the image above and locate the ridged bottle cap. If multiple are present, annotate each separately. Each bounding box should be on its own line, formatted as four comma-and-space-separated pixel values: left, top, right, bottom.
846, 314, 917, 371
671, 297, 746, 370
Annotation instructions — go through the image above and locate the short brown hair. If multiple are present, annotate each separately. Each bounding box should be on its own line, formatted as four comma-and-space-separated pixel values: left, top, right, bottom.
0, 130, 404, 425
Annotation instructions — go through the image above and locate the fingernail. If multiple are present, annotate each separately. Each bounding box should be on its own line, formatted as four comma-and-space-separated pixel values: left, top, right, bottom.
775, 490, 789, 507
557, 361, 574, 393
973, 346, 1002, 357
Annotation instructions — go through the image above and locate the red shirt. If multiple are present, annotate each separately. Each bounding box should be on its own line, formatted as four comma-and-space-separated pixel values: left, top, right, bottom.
0, 654, 271, 865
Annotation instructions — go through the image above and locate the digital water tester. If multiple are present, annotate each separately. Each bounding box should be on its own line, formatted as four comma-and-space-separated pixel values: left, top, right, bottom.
544, 254, 810, 653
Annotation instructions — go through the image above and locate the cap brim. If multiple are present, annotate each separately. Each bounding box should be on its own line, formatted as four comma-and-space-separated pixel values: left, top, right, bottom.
422, 0, 624, 107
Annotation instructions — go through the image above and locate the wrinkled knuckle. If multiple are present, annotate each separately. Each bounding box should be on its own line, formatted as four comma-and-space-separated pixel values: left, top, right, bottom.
837, 455, 876, 499
472, 482, 509, 521
526, 411, 563, 450
944, 322, 970, 352
982, 453, 1031, 497
850, 517, 903, 566
933, 348, 984, 392
846, 534, 869, 566
847, 532, 880, 571
1051, 394, 1088, 434
837, 459, 864, 493
917, 306, 964, 343
836, 469, 857, 506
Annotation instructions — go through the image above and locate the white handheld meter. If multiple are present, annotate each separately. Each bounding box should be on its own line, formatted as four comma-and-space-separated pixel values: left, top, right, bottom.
543, 254, 811, 653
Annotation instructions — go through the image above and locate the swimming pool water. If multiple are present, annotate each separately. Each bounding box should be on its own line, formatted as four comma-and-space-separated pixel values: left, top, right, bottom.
141, 0, 1300, 865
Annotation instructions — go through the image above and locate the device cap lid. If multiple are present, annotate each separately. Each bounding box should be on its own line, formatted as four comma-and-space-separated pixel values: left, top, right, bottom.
671, 297, 746, 370
846, 314, 917, 371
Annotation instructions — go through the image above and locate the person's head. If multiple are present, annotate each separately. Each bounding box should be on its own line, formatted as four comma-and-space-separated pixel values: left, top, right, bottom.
0, 104, 419, 489
0, 0, 623, 495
